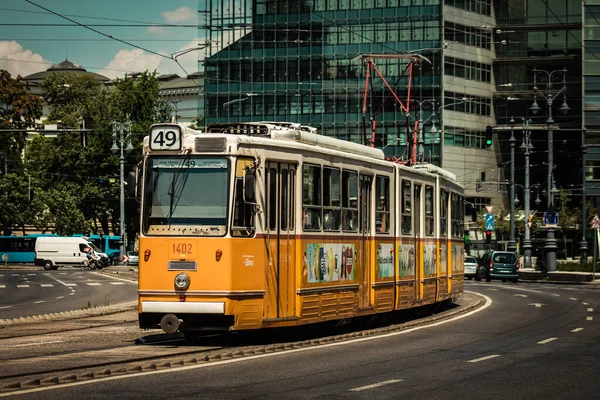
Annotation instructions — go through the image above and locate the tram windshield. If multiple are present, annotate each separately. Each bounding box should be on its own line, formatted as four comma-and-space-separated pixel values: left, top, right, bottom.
142, 156, 230, 236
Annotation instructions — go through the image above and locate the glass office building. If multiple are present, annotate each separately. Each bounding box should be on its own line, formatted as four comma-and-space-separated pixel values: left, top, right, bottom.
200, 0, 584, 223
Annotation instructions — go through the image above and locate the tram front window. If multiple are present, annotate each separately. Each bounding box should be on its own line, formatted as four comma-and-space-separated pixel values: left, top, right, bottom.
143, 156, 230, 236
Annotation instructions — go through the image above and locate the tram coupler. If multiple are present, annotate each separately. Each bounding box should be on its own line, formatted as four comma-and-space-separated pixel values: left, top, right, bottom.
160, 314, 183, 334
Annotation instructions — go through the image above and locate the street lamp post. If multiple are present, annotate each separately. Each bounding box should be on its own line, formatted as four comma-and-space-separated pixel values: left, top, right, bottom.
111, 118, 133, 263
530, 68, 569, 272
508, 117, 516, 253
520, 119, 535, 267
409, 99, 438, 163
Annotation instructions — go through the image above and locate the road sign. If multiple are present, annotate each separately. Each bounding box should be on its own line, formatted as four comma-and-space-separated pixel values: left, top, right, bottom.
591, 214, 600, 229
485, 213, 495, 231
485, 205, 494, 214
543, 212, 558, 227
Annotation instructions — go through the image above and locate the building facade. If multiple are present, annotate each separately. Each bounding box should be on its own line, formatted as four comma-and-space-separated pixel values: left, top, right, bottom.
199, 0, 585, 242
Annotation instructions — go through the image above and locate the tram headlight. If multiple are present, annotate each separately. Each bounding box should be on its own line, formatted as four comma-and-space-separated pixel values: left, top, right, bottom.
174, 273, 190, 290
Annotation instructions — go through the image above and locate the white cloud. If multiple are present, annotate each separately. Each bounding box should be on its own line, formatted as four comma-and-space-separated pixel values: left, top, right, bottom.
0, 41, 52, 78
162, 6, 196, 23
99, 48, 163, 80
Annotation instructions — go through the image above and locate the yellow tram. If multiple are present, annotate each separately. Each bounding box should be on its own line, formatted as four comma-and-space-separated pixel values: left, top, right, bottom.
136, 122, 464, 334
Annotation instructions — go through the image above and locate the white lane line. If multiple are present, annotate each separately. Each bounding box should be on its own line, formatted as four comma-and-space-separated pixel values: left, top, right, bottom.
487, 288, 499, 292
64, 283, 77, 287
538, 337, 558, 345
69, 292, 75, 296
55, 296, 64, 299
27, 273, 36, 276
109, 282, 125, 285
587, 308, 594, 313
86, 282, 101, 286
467, 355, 501, 363
17, 285, 30, 288
33, 301, 45, 304
515, 294, 528, 298
14, 340, 64, 348
582, 302, 589, 306
10, 274, 20, 276
349, 379, 403, 392
40, 284, 54, 287
0, 305, 12, 309
571, 328, 584, 332
569, 298, 579, 301
587, 316, 593, 321
552, 294, 560, 297
0, 285, 5, 288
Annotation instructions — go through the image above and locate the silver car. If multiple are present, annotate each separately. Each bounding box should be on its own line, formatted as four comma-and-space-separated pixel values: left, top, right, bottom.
126, 251, 139, 266
464, 256, 478, 280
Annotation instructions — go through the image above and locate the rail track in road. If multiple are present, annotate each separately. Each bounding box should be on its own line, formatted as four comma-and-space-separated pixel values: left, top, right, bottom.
0, 293, 484, 395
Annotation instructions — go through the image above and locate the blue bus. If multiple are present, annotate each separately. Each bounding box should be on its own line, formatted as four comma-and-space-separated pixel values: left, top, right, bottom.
0, 233, 121, 264
0, 234, 58, 263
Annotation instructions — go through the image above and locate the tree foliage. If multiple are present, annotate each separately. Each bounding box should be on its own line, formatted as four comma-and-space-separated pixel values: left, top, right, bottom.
0, 69, 161, 239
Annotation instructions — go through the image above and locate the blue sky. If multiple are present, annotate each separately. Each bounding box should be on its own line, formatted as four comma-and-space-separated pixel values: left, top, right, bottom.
0, 0, 202, 79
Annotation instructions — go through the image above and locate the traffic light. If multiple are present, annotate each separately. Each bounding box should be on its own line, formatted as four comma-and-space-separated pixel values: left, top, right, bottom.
485, 230, 492, 244
485, 126, 493, 147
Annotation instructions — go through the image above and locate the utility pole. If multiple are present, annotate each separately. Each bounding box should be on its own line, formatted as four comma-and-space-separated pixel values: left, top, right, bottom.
580, 143, 589, 264
508, 118, 516, 253
111, 118, 133, 263
530, 68, 569, 272
520, 119, 534, 268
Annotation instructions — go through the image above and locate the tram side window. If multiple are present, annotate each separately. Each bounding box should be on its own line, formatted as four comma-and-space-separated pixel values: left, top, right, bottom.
451, 192, 464, 238
268, 167, 277, 231
323, 167, 341, 231
401, 180, 412, 234
303, 164, 322, 231
425, 185, 434, 236
232, 159, 255, 237
375, 175, 390, 234
342, 170, 358, 232
440, 190, 448, 237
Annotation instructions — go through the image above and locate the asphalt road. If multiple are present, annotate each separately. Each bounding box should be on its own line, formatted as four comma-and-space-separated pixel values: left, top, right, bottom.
4, 281, 599, 399
0, 268, 137, 320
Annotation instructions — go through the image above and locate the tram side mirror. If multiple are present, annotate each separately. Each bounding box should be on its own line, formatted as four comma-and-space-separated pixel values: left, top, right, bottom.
127, 163, 140, 202
244, 169, 256, 203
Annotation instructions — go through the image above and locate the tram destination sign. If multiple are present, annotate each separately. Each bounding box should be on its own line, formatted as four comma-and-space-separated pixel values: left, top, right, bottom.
150, 124, 182, 151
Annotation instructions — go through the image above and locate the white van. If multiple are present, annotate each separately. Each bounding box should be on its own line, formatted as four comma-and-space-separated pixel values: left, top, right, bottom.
34, 236, 109, 270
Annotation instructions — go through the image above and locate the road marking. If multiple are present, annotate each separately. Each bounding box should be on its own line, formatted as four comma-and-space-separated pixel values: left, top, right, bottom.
587, 316, 593, 321
17, 285, 30, 288
571, 328, 584, 332
528, 303, 544, 308
27, 273, 36, 276
569, 298, 579, 301
514, 294, 528, 298
69, 292, 75, 296
468, 354, 501, 363
64, 283, 77, 287
109, 282, 125, 285
0, 305, 12, 309
538, 337, 558, 345
587, 308, 594, 313
487, 288, 499, 291
55, 296, 64, 299
0, 285, 5, 288
33, 301, 45, 304
14, 340, 64, 348
552, 294, 560, 297
86, 282, 101, 286
582, 302, 589, 305
40, 284, 54, 287
349, 379, 403, 392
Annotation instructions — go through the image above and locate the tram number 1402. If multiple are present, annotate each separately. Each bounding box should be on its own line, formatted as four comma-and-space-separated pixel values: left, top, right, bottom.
150, 125, 182, 151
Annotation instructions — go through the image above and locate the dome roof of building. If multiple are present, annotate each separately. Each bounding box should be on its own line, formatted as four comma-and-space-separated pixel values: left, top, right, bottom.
23, 59, 110, 83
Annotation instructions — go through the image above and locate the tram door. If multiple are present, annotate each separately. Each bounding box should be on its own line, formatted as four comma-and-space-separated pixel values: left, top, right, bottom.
265, 162, 296, 320
359, 174, 372, 309
414, 184, 422, 301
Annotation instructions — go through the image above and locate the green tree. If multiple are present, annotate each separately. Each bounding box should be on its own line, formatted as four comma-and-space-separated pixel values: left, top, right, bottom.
0, 70, 43, 234
555, 188, 580, 258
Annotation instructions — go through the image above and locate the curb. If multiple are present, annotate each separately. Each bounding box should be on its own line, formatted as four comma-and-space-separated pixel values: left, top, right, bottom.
0, 301, 138, 327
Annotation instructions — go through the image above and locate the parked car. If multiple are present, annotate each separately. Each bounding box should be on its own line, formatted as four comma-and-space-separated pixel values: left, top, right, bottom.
125, 251, 139, 266
464, 256, 479, 280
476, 251, 519, 283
